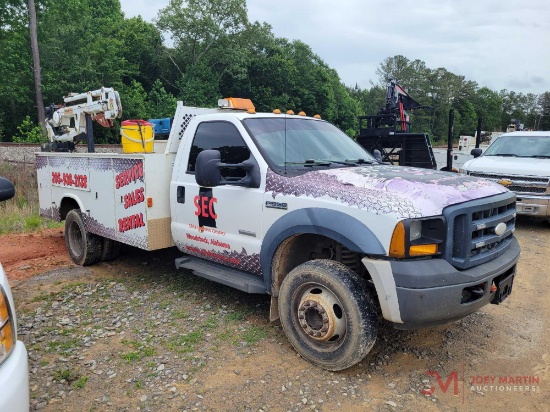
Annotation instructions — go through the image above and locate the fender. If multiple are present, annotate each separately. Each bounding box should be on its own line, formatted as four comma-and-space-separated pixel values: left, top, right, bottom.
59, 193, 85, 219
260, 208, 386, 293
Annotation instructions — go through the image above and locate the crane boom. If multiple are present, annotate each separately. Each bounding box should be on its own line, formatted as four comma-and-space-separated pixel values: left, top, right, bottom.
43, 87, 122, 151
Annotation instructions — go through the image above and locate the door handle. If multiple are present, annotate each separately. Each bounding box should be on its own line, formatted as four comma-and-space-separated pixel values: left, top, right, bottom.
177, 186, 185, 203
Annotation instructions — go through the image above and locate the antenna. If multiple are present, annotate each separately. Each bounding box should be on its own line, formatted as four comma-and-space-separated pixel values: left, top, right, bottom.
284, 114, 287, 175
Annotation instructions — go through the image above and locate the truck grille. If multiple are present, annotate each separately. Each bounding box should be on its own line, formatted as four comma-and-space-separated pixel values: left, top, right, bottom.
443, 192, 516, 270
468, 172, 549, 195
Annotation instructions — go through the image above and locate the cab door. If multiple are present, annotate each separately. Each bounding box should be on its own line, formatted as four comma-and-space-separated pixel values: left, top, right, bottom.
172, 120, 264, 275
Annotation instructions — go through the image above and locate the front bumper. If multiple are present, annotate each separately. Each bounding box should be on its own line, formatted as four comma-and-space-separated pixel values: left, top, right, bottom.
0, 341, 30, 412
515, 194, 550, 217
362, 237, 520, 330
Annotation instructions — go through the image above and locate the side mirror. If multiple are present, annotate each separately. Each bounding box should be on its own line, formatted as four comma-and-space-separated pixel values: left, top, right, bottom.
373, 149, 383, 163
471, 148, 482, 158
195, 150, 223, 187
0, 177, 15, 202
195, 150, 261, 188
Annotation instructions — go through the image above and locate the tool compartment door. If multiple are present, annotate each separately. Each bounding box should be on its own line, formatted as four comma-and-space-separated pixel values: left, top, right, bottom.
113, 157, 149, 250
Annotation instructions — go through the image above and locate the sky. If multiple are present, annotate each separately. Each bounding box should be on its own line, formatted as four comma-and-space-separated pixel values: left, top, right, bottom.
119, 0, 549, 95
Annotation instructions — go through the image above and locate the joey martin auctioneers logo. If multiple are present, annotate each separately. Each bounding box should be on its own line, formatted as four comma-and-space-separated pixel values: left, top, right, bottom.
421, 369, 541, 402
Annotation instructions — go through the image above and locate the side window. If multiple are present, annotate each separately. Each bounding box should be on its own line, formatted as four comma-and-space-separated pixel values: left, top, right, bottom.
187, 122, 251, 178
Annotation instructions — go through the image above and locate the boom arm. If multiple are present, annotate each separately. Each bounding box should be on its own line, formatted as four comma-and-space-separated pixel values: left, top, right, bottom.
45, 87, 122, 144
382, 80, 428, 131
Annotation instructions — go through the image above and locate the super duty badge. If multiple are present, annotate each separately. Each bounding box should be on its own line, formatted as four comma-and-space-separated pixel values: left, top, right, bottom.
266, 201, 288, 210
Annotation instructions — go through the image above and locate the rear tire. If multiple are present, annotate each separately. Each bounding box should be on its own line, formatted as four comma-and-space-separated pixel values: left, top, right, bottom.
278, 260, 378, 371
101, 237, 121, 261
65, 209, 102, 266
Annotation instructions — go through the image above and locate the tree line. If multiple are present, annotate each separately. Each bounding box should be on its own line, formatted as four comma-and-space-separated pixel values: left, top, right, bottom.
1, 0, 549, 144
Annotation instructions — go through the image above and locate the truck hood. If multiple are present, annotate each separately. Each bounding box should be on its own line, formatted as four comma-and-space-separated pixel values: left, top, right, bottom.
463, 156, 550, 177
266, 165, 507, 219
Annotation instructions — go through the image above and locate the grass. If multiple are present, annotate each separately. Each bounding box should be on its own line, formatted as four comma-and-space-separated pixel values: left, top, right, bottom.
72, 376, 89, 389
225, 308, 253, 322
121, 347, 156, 362
61, 328, 76, 336
242, 326, 268, 344
120, 341, 156, 363
170, 309, 189, 320
31, 293, 53, 302
216, 330, 240, 345
167, 330, 204, 353
0, 161, 62, 234
53, 368, 81, 385
61, 282, 88, 291
47, 339, 80, 354
203, 315, 218, 329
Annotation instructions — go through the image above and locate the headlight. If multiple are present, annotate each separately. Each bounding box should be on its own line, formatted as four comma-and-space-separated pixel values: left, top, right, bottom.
389, 218, 445, 258
0, 285, 15, 366
409, 220, 422, 241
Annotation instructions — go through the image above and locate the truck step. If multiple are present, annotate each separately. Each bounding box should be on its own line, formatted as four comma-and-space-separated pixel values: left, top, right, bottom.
175, 256, 267, 294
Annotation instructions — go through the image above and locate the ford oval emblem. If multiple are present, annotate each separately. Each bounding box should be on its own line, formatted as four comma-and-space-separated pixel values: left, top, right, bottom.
494, 222, 507, 236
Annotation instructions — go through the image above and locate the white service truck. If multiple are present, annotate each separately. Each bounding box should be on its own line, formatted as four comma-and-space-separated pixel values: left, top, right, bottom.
37, 99, 520, 371
461, 131, 550, 222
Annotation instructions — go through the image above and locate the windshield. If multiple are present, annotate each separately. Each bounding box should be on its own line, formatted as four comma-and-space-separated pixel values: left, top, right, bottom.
242, 117, 375, 169
484, 135, 550, 158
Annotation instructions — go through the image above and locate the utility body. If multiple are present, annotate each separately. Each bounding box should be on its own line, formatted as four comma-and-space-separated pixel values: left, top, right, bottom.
37, 98, 520, 370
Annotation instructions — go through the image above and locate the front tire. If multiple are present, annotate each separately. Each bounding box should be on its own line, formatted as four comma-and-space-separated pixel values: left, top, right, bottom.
278, 260, 378, 371
65, 209, 102, 266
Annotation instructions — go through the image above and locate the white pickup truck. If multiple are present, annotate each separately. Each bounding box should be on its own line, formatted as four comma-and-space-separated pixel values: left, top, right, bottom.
461, 131, 550, 222
0, 177, 30, 412
36, 99, 520, 371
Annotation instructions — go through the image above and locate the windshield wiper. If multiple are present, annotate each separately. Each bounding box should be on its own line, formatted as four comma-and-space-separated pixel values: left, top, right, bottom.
316, 159, 376, 166
532, 155, 550, 158
285, 160, 332, 167
318, 159, 355, 166
487, 153, 519, 157
345, 158, 376, 165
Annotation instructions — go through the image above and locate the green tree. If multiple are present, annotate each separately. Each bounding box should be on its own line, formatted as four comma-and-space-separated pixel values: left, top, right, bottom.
472, 87, 503, 132
146, 80, 177, 118
12, 115, 43, 142
156, 0, 249, 104
39, 0, 132, 101
119, 17, 164, 90
538, 92, 550, 131
499, 90, 540, 130
0, 0, 36, 140
121, 80, 149, 120
454, 98, 477, 136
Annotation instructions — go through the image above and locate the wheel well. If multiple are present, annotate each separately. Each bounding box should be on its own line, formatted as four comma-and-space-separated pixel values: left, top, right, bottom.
270, 234, 369, 298
59, 197, 80, 220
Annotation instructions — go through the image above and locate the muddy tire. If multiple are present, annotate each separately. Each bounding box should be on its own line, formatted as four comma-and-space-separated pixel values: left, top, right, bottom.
65, 209, 102, 266
278, 260, 378, 371
101, 238, 121, 261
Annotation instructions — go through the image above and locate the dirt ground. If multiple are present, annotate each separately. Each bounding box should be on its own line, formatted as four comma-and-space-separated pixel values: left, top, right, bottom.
2, 217, 550, 411
0, 227, 72, 285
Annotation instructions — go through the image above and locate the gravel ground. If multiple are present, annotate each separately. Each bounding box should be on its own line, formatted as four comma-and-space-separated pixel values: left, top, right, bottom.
11, 218, 550, 411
